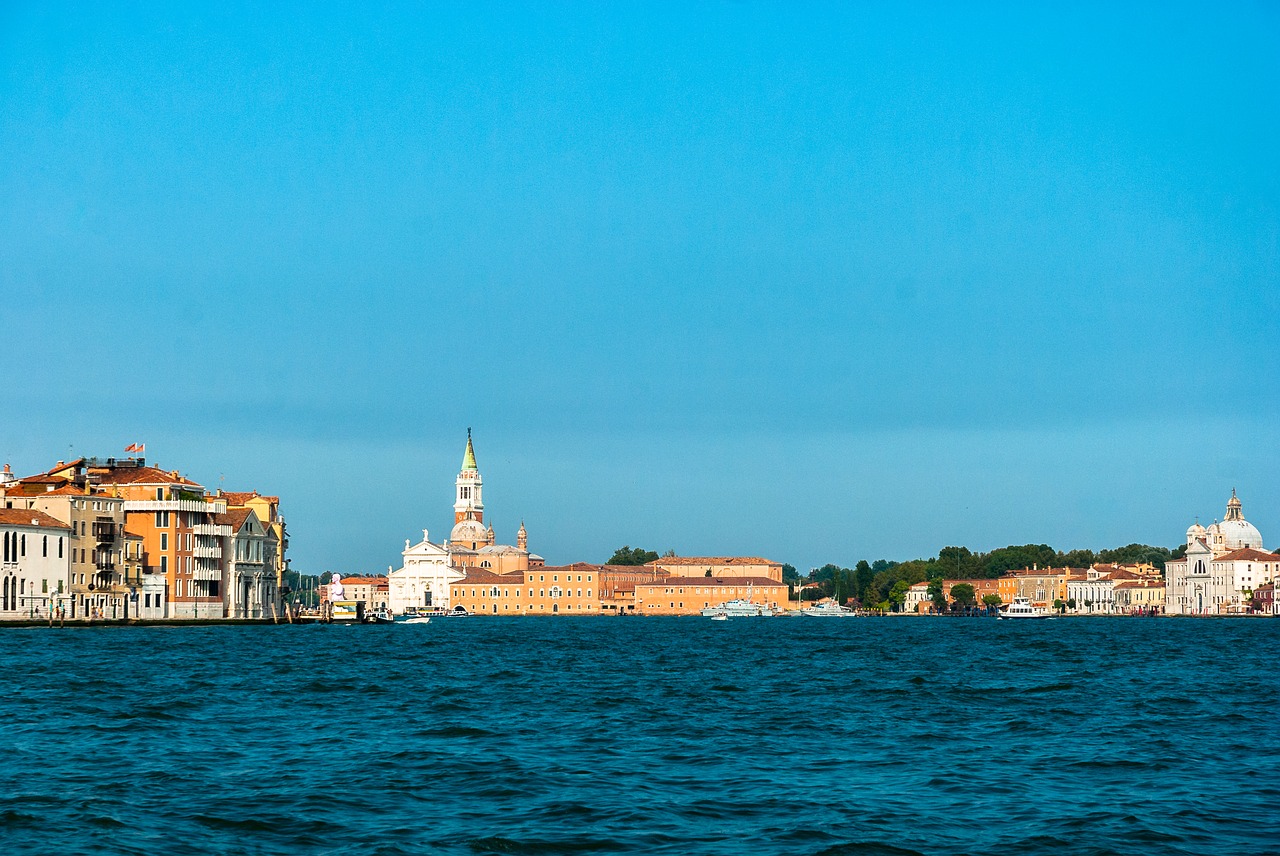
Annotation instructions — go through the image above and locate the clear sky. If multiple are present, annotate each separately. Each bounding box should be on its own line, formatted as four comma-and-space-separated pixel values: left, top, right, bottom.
2, 2, 1277, 574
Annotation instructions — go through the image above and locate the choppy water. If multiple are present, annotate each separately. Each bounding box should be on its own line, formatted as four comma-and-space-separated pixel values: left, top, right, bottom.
1, 617, 1277, 855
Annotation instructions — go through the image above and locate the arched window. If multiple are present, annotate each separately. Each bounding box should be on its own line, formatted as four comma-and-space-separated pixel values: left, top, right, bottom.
550, 586, 562, 599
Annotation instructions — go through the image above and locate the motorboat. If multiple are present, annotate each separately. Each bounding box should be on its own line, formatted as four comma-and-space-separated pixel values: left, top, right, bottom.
699, 599, 775, 618
997, 596, 1049, 620
400, 615, 432, 625
801, 600, 857, 618
709, 613, 729, 621
365, 607, 395, 624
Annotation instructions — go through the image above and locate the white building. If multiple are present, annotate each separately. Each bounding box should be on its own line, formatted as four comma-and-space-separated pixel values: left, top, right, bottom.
389, 530, 463, 614
904, 581, 931, 614
0, 509, 72, 620
221, 508, 279, 619
1166, 491, 1275, 615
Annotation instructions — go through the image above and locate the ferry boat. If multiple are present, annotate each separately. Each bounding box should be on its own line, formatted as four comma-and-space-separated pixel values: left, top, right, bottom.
700, 599, 775, 618
801, 600, 857, 618
997, 596, 1049, 620
366, 607, 395, 624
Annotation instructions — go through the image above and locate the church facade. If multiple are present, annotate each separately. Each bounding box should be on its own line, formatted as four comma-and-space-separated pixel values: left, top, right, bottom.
388, 431, 541, 614
1166, 491, 1275, 615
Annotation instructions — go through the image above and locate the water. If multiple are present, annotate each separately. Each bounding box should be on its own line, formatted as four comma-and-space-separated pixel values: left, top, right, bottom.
1, 617, 1277, 855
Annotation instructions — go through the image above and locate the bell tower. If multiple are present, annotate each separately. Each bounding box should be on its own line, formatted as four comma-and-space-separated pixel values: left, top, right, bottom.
454, 428, 484, 525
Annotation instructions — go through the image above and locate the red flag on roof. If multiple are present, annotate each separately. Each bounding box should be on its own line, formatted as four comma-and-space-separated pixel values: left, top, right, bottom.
125, 443, 145, 453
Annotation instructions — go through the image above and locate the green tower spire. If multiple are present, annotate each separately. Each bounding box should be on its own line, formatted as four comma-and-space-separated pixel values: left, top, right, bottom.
462, 427, 477, 471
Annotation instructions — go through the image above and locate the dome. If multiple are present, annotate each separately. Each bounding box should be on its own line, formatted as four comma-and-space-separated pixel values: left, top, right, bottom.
450, 519, 488, 544
1215, 519, 1264, 551
1186, 522, 1207, 538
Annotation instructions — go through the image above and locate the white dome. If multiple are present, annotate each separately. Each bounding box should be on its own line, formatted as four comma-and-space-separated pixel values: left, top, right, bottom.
450, 519, 488, 544
1186, 522, 1207, 539
1215, 518, 1263, 551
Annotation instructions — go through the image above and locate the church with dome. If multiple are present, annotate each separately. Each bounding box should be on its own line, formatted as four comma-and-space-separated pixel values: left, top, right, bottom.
388, 431, 542, 614
1166, 490, 1276, 615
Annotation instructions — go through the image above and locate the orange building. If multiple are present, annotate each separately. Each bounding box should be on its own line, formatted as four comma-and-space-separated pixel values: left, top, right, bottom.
449, 563, 600, 615
84, 459, 228, 619
648, 556, 783, 582
634, 575, 787, 615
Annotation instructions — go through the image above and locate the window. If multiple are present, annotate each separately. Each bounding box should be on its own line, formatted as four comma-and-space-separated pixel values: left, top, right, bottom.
58, 537, 63, 558
42, 536, 47, 557
160, 533, 168, 551
160, 556, 168, 574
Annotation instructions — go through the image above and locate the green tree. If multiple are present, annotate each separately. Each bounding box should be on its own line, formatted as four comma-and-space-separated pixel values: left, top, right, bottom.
607, 546, 659, 566
982, 594, 1002, 608
928, 578, 946, 611
889, 580, 911, 611
781, 563, 800, 584
854, 560, 874, 602
950, 583, 976, 609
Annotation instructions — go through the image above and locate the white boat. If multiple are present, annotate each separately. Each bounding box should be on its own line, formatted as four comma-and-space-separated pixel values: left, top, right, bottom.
699, 599, 774, 618
709, 613, 729, 621
400, 616, 432, 625
801, 600, 857, 618
997, 596, 1049, 620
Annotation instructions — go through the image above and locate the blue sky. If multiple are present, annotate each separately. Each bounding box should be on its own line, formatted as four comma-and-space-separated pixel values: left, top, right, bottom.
2, 2, 1277, 574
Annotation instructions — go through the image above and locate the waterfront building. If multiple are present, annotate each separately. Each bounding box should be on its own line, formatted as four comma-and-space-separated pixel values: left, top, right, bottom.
904, 578, 1002, 613
86, 459, 228, 619
998, 566, 1074, 611
218, 490, 290, 602
220, 508, 280, 619
321, 575, 388, 610
904, 581, 931, 613
1166, 491, 1274, 615
634, 575, 786, 615
598, 564, 669, 613
647, 556, 783, 582
1113, 578, 1165, 615
450, 564, 601, 615
0, 508, 71, 619
1253, 581, 1274, 615
390, 431, 539, 614
391, 531, 461, 613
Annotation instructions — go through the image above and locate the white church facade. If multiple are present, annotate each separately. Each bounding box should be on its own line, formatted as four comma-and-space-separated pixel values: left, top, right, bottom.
1166, 491, 1276, 615
387, 431, 541, 614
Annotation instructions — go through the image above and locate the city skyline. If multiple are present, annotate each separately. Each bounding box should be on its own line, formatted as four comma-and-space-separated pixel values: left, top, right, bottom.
3, 3, 1277, 573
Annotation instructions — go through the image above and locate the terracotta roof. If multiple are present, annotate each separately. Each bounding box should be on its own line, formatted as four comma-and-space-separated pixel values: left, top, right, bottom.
213, 508, 255, 530
638, 575, 786, 588
1115, 580, 1165, 589
221, 491, 279, 506
0, 509, 72, 529
453, 568, 524, 585
332, 576, 387, 585
1212, 548, 1279, 563
91, 466, 203, 487
649, 556, 779, 566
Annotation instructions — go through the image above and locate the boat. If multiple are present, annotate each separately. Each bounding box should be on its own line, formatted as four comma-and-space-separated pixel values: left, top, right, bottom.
400, 615, 432, 625
801, 599, 857, 617
997, 596, 1050, 620
699, 599, 774, 618
709, 612, 729, 621
366, 607, 395, 624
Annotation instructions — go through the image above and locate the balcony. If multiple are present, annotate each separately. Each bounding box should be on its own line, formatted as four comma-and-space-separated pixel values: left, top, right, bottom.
192, 523, 232, 537
123, 499, 227, 514
193, 544, 222, 559
93, 520, 118, 540
95, 558, 117, 572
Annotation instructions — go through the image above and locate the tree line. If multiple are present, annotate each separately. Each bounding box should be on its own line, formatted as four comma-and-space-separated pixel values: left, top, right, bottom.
784, 541, 1183, 611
